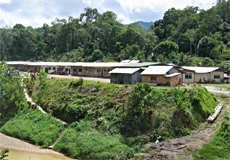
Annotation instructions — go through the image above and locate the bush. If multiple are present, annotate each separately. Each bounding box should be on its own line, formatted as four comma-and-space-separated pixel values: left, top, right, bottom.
54, 120, 135, 159
195, 117, 230, 160
0, 108, 64, 148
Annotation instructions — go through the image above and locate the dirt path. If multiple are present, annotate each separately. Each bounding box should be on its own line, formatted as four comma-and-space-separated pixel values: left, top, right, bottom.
0, 133, 63, 155
133, 102, 228, 160
50, 75, 110, 83
24, 88, 68, 126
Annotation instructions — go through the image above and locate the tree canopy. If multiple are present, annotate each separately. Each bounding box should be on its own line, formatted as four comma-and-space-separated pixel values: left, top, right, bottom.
0, 1, 230, 72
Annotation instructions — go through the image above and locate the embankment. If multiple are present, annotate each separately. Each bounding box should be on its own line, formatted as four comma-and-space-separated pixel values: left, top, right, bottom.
0, 77, 219, 159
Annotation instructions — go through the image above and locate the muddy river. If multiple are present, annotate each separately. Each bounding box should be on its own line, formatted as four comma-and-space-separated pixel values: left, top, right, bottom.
0, 148, 76, 160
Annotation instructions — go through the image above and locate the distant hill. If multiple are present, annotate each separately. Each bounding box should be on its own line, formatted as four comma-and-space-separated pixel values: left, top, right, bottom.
127, 21, 154, 29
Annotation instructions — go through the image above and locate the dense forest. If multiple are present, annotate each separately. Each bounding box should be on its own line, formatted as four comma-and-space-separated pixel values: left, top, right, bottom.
0, 0, 230, 72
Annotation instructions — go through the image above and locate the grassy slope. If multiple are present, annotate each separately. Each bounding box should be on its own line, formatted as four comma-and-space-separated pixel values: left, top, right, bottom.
54, 121, 135, 159
29, 78, 218, 159
195, 118, 230, 160
0, 108, 64, 148
194, 93, 230, 160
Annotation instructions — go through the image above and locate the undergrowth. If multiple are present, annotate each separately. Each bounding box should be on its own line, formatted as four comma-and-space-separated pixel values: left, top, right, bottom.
194, 117, 230, 160
30, 79, 218, 159
0, 107, 64, 148
54, 120, 137, 159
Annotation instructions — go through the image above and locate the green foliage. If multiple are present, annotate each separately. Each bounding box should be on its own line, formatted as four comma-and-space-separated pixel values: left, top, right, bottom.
0, 149, 9, 160
54, 120, 135, 160
39, 69, 48, 77
197, 36, 216, 57
32, 78, 125, 125
210, 117, 230, 149
122, 84, 217, 139
201, 57, 215, 66
195, 117, 230, 160
0, 108, 64, 148
153, 41, 179, 62
191, 87, 217, 118
0, 62, 26, 127
30, 78, 218, 157
1, 3, 230, 66
69, 78, 84, 88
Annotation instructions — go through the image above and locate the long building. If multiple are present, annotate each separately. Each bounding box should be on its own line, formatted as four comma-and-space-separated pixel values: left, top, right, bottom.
6, 61, 226, 85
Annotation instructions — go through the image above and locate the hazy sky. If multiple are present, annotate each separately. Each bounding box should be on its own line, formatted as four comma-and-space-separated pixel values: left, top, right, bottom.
0, 0, 217, 28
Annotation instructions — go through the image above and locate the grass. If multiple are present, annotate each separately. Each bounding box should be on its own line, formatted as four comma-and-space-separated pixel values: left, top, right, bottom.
0, 107, 64, 148
54, 120, 136, 160
29, 79, 219, 158
32, 78, 128, 124
194, 117, 230, 160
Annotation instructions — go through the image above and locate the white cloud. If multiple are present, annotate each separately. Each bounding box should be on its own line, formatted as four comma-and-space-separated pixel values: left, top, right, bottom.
0, 0, 11, 4
0, 0, 217, 28
82, 0, 91, 5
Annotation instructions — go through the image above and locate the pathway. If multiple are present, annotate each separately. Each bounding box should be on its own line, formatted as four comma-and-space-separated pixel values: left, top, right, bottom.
24, 88, 68, 126
0, 133, 62, 155
133, 101, 227, 160
23, 86, 69, 149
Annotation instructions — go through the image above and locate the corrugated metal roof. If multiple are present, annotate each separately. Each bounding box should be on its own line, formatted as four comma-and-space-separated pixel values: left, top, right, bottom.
122, 62, 163, 68
81, 62, 127, 67
120, 60, 131, 63
29, 62, 76, 67
7, 61, 129, 68
6, 61, 31, 65
141, 66, 173, 75
165, 73, 181, 77
109, 68, 140, 74
129, 60, 141, 63
181, 66, 220, 73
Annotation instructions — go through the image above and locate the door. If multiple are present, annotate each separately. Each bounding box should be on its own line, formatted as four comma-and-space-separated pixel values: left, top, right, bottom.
101, 69, 103, 77
45, 68, 48, 73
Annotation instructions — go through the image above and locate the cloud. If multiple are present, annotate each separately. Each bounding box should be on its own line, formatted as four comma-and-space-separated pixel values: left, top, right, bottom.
0, 0, 217, 28
0, 0, 11, 4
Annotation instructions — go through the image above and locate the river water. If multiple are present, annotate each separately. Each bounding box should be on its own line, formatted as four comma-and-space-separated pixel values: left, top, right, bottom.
0, 148, 76, 160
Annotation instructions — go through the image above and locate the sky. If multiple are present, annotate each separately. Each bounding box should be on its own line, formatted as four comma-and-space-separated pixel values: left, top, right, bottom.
0, 0, 217, 28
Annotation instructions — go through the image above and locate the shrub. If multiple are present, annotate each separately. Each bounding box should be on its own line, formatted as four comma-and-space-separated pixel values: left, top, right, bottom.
54, 120, 135, 159
195, 117, 230, 160
0, 108, 64, 148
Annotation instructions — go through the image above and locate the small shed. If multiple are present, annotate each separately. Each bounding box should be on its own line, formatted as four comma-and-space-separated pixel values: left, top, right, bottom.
141, 66, 181, 86
109, 68, 141, 84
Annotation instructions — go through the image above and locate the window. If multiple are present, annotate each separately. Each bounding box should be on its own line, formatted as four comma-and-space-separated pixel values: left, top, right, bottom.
49, 67, 51, 70
66, 68, 69, 71
78, 69, 82, 72
89, 69, 93, 72
151, 77, 157, 81
185, 73, 192, 79
53, 67, 56, 70
73, 69, 77, 72
214, 74, 220, 79
96, 69, 100, 72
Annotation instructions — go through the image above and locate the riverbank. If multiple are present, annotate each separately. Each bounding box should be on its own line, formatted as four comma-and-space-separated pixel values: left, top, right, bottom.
0, 133, 62, 155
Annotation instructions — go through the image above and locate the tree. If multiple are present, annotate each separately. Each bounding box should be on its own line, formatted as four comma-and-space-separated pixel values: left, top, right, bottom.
0, 62, 25, 126
197, 36, 216, 57
153, 41, 179, 61
184, 29, 198, 55
91, 49, 103, 62
80, 8, 99, 23
201, 57, 215, 66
